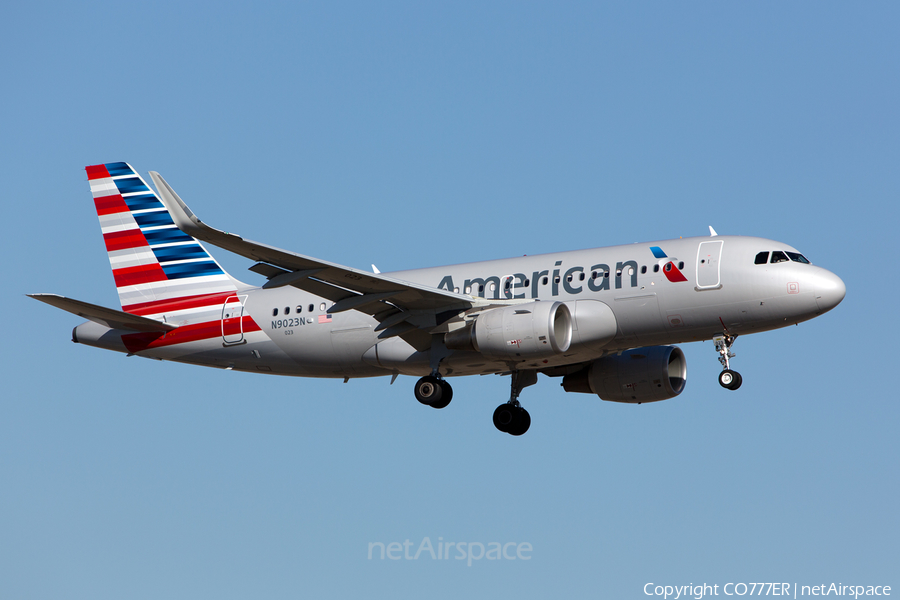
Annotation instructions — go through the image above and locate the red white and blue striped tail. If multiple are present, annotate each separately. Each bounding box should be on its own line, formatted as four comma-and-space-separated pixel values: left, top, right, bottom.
86, 162, 243, 317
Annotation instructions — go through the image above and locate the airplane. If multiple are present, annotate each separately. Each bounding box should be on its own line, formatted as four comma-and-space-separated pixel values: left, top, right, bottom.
30, 162, 846, 436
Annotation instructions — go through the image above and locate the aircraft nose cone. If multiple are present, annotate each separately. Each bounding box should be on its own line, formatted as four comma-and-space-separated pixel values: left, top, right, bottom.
815, 269, 846, 313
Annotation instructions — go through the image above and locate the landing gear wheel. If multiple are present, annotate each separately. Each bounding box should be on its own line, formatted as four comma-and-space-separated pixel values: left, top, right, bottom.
494, 370, 538, 436
414, 375, 443, 406
430, 380, 453, 409
493, 404, 530, 435
493, 404, 516, 433
508, 407, 531, 436
718, 370, 734, 388
718, 369, 742, 390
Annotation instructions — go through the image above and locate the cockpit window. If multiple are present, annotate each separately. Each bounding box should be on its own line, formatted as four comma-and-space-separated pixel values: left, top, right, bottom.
786, 251, 810, 264
770, 251, 789, 264
754, 251, 769, 265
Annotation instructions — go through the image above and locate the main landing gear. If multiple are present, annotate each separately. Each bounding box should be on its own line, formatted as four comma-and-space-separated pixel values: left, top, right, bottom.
413, 368, 537, 436
416, 338, 454, 409
493, 370, 537, 436
414, 374, 453, 409
714, 334, 742, 391
493, 402, 530, 436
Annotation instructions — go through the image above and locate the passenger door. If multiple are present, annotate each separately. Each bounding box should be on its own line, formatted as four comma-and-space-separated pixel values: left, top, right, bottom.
696, 240, 724, 290
222, 295, 248, 344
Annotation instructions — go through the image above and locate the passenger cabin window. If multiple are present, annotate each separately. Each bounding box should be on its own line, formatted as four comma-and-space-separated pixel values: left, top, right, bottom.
653, 265, 660, 273
272, 308, 278, 316
641, 266, 647, 274
284, 306, 290, 315
770, 251, 789, 264
296, 305, 303, 313
786, 251, 811, 264
755, 252, 769, 265
678, 261, 684, 269
308, 304, 314, 312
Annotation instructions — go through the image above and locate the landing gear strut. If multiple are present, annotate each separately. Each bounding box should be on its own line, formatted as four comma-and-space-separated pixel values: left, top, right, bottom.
414, 375, 453, 409
415, 338, 454, 409
714, 334, 742, 390
493, 370, 537, 436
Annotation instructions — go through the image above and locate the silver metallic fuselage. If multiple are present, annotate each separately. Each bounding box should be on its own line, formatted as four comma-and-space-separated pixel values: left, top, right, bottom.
74, 235, 845, 379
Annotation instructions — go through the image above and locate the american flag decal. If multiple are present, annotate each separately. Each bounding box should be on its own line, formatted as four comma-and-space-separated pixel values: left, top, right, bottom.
318, 314, 332, 324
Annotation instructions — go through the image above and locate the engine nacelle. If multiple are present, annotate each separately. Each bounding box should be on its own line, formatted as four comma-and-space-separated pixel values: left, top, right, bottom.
564, 299, 618, 351
445, 301, 572, 360
561, 345, 687, 403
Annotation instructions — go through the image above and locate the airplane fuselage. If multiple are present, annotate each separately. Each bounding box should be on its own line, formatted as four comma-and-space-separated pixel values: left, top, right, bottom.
73, 234, 844, 380
31, 161, 847, 435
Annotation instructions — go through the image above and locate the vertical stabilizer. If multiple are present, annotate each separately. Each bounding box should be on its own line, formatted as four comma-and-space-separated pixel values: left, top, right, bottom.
86, 162, 242, 316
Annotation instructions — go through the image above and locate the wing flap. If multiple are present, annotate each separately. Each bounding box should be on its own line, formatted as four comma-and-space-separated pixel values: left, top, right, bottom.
249, 262, 362, 305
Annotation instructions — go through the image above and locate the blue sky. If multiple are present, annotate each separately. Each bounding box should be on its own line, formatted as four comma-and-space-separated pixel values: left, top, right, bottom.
2, 2, 898, 598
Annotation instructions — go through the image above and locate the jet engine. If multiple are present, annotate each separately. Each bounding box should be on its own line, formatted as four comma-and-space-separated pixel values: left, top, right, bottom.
563, 299, 618, 351
561, 345, 687, 403
445, 301, 572, 360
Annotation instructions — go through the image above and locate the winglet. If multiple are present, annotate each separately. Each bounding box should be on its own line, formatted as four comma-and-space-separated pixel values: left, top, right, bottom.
709, 226, 718, 237
148, 171, 205, 235
150, 171, 267, 261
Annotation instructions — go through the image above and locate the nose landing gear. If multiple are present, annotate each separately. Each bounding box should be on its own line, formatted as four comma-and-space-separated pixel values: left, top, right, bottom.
714, 334, 742, 390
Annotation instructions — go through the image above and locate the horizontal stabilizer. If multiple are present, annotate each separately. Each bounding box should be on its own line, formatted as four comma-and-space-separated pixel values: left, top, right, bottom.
28, 294, 177, 332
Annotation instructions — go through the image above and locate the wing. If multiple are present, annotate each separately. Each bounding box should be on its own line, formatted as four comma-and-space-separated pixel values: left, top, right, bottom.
148, 171, 517, 348
28, 294, 177, 333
